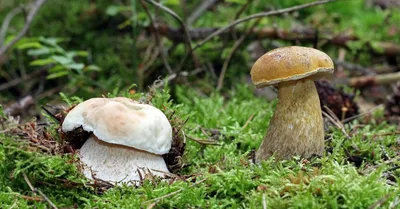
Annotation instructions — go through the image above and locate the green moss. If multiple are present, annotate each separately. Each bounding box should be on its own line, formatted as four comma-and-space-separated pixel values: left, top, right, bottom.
3, 84, 398, 208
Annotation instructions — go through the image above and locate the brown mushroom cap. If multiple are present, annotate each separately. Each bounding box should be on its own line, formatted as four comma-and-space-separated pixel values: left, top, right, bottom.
250, 46, 334, 88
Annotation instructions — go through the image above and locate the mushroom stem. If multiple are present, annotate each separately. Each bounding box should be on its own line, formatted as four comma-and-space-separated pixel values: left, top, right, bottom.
80, 136, 170, 185
255, 79, 324, 161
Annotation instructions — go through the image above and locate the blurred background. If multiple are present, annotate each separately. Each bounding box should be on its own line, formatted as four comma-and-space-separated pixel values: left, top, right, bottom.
0, 0, 399, 125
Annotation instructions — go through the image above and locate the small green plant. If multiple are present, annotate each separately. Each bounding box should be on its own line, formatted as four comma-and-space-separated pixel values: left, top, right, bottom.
13, 36, 100, 79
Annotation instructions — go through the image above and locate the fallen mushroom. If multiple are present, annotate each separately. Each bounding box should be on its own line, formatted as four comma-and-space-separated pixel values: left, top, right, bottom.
250, 46, 334, 161
61, 97, 172, 184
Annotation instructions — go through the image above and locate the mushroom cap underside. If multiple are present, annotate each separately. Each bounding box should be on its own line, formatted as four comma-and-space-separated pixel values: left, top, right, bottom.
250, 46, 334, 88
61, 97, 172, 155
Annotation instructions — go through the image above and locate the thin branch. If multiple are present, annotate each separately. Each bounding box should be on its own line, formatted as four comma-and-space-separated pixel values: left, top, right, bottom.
242, 114, 255, 130
233, 0, 251, 20
262, 193, 267, 209
0, 0, 47, 58
4, 95, 34, 116
187, 0, 220, 26
152, 24, 400, 57
216, 0, 253, 90
347, 71, 400, 88
335, 61, 398, 75
342, 104, 384, 123
152, 67, 203, 88
0, 5, 24, 46
8, 199, 18, 209
142, 0, 196, 71
0, 68, 47, 91
192, 0, 338, 51
216, 18, 261, 90
140, 0, 172, 74
22, 173, 58, 209
187, 135, 220, 145
368, 194, 390, 209
323, 106, 350, 138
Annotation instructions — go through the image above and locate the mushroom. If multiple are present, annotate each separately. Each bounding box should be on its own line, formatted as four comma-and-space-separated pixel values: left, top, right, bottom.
61, 97, 172, 184
250, 46, 334, 161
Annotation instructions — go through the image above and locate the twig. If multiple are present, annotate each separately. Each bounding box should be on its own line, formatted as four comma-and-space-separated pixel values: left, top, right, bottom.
4, 95, 34, 116
368, 194, 390, 209
41, 105, 61, 122
22, 172, 58, 209
334, 60, 375, 76
192, 0, 338, 51
233, 0, 251, 21
142, 47, 160, 74
390, 197, 400, 209
140, 0, 172, 74
216, 0, 252, 90
152, 68, 203, 88
36, 190, 58, 208
187, 135, 220, 145
187, 0, 220, 26
348, 71, 400, 88
242, 114, 255, 130
143, 178, 207, 204
262, 193, 267, 209
342, 104, 384, 123
0, 0, 47, 58
323, 106, 349, 138
152, 24, 400, 57
370, 132, 400, 138
0, 68, 47, 91
0, 5, 24, 46
8, 199, 18, 209
18, 194, 43, 201
386, 165, 400, 172
142, 0, 195, 71
146, 200, 161, 209
216, 18, 262, 90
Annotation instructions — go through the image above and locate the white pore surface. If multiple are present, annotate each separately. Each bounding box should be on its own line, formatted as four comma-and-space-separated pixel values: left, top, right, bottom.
61, 97, 172, 155
80, 136, 169, 184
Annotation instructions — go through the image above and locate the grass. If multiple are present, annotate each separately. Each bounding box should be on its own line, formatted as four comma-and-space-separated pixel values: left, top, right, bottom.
0, 84, 399, 208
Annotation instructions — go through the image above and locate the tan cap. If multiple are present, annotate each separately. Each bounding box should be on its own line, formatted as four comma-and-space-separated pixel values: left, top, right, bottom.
250, 46, 334, 88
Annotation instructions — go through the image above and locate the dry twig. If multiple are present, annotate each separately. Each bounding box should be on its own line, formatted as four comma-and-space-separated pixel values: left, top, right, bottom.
322, 106, 350, 138
0, 0, 47, 58
0, 5, 24, 46
140, 0, 173, 74
368, 195, 390, 209
0, 68, 47, 91
152, 68, 203, 88
216, 18, 262, 90
142, 0, 196, 71
22, 172, 58, 209
187, 135, 220, 145
342, 104, 384, 123
348, 71, 400, 88
4, 95, 34, 116
192, 0, 338, 51
242, 114, 255, 130
152, 24, 400, 57
187, 0, 221, 26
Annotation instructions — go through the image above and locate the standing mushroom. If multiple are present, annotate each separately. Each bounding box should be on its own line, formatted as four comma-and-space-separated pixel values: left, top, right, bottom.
61, 97, 172, 184
250, 46, 334, 161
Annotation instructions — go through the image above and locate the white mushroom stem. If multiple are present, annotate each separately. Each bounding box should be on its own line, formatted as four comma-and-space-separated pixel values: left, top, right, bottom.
80, 136, 170, 185
255, 79, 324, 161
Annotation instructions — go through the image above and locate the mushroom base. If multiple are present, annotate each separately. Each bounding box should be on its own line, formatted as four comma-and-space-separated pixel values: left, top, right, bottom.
255, 79, 324, 161
79, 136, 170, 185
